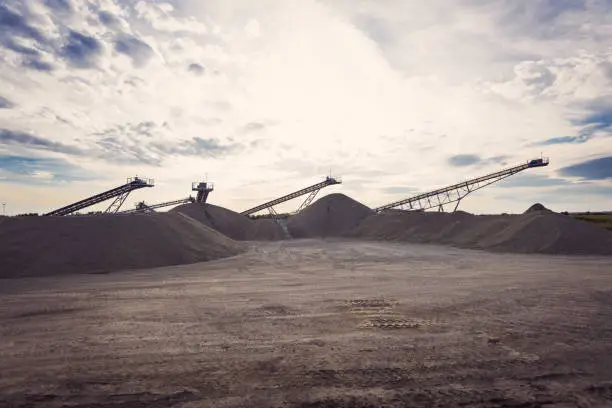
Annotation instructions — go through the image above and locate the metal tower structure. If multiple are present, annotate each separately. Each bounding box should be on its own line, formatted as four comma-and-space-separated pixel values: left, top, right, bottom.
44, 177, 154, 216
375, 158, 550, 213
120, 197, 195, 214
240, 176, 342, 216
192, 181, 214, 203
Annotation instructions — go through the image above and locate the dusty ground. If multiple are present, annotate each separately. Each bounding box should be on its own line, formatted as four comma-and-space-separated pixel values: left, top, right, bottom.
1, 239, 612, 407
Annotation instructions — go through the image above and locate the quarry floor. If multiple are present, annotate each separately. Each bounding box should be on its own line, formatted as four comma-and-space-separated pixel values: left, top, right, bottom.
1, 239, 612, 408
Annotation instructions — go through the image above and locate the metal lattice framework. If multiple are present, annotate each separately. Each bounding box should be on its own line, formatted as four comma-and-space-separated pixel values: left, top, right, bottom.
240, 176, 342, 216
375, 158, 550, 213
120, 197, 195, 214
192, 181, 214, 203
45, 177, 154, 216
295, 189, 322, 213
267, 206, 292, 238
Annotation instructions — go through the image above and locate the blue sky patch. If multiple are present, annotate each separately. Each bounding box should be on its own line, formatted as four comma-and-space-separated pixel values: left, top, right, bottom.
559, 156, 612, 180
572, 107, 612, 135
0, 155, 91, 183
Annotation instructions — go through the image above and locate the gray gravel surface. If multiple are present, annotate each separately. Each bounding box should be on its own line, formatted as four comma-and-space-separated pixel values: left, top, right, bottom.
1, 239, 612, 407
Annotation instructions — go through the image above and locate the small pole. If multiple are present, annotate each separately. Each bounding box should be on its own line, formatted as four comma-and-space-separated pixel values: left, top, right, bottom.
2, 203, 5, 216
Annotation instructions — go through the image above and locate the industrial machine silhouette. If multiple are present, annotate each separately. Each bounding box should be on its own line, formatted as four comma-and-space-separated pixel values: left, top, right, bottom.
240, 176, 341, 216
120, 181, 214, 214
240, 176, 342, 239
375, 158, 550, 213
44, 177, 154, 216
120, 197, 195, 214
192, 181, 214, 203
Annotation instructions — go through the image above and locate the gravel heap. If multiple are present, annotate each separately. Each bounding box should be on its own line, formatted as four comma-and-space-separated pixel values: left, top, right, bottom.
172, 203, 284, 241
524, 203, 552, 213
348, 207, 612, 255
0, 212, 242, 278
287, 193, 374, 238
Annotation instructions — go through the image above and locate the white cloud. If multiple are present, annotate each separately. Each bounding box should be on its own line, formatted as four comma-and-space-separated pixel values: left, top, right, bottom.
30, 170, 54, 179
485, 51, 612, 104
134, 1, 208, 35
244, 19, 260, 38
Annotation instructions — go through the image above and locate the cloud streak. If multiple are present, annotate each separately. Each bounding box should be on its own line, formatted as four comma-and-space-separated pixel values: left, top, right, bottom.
447, 154, 509, 168
0, 154, 90, 184
534, 136, 589, 146
0, 95, 14, 108
0, 128, 83, 155
559, 157, 612, 180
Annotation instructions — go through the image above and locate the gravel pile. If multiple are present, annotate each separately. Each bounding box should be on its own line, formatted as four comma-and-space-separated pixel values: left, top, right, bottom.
287, 193, 374, 238
172, 203, 284, 241
0, 212, 242, 278
524, 203, 553, 214
348, 206, 612, 255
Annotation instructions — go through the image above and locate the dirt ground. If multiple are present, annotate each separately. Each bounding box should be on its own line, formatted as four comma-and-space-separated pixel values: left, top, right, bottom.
1, 239, 612, 407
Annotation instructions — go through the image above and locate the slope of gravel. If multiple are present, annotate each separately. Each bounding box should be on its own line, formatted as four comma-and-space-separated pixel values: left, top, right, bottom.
349, 209, 612, 255
481, 210, 612, 254
524, 203, 553, 214
286, 193, 374, 238
0, 212, 242, 278
172, 203, 284, 241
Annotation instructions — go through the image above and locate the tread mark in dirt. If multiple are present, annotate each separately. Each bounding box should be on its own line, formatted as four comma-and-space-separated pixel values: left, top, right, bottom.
347, 299, 393, 308
360, 318, 435, 329
345, 298, 438, 330
345, 299, 395, 316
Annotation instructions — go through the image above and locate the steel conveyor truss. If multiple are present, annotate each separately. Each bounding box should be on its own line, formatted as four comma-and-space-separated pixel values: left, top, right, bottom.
44, 177, 154, 216
374, 158, 550, 213
120, 197, 195, 214
240, 176, 342, 216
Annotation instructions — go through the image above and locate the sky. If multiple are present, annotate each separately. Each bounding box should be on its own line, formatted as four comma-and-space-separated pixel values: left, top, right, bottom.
0, 0, 611, 215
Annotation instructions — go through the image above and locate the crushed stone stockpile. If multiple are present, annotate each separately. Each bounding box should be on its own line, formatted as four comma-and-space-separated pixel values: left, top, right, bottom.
0, 212, 242, 278
172, 203, 284, 241
524, 203, 553, 214
287, 193, 374, 238
349, 206, 612, 255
